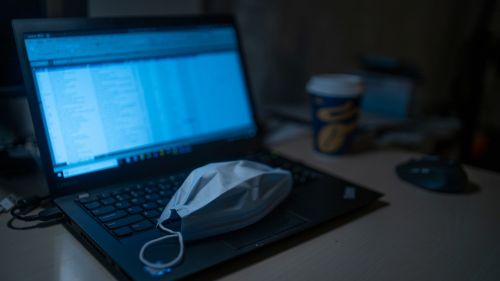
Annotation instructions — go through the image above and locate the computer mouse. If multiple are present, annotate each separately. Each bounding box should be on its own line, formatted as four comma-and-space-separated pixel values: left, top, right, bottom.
396, 156, 468, 193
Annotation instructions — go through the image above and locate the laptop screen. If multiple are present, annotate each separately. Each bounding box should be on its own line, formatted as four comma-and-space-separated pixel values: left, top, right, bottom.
23, 24, 257, 179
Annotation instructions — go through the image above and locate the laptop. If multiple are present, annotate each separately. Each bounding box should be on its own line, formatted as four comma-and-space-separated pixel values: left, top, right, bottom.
13, 16, 383, 280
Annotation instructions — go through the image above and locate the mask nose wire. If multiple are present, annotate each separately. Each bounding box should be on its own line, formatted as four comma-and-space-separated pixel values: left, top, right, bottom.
139, 223, 185, 269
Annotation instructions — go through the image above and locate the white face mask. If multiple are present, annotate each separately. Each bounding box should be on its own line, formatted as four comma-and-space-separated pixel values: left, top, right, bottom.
139, 160, 292, 270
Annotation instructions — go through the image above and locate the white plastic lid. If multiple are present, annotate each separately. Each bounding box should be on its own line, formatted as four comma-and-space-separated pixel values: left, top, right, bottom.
306, 74, 363, 97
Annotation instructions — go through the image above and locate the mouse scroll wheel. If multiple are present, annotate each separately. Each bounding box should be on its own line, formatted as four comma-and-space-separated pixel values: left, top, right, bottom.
410, 168, 430, 174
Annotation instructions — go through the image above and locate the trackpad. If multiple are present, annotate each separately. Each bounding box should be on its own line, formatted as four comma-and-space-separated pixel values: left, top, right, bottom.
222, 209, 307, 250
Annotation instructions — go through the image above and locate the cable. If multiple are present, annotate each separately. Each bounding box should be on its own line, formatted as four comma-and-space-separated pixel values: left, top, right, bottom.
10, 195, 49, 221
6, 195, 64, 230
7, 215, 63, 230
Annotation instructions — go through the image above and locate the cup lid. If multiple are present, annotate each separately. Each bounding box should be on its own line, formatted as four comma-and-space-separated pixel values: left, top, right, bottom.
307, 74, 363, 97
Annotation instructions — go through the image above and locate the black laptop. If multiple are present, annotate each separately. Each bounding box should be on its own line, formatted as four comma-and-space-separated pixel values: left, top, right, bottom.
13, 16, 382, 280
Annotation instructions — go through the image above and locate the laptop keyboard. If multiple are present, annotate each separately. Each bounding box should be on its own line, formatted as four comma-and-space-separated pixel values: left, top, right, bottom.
76, 152, 323, 239
246, 152, 323, 185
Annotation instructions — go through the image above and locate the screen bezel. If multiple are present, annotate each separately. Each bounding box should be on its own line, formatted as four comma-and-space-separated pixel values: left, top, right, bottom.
13, 16, 263, 197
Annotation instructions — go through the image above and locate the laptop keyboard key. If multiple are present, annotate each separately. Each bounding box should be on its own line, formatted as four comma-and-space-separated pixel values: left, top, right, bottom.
131, 220, 153, 232
98, 192, 111, 199
116, 194, 130, 201
145, 187, 158, 194
157, 198, 169, 205
143, 210, 160, 218
145, 194, 159, 201
101, 197, 116, 205
159, 189, 172, 196
92, 205, 116, 216
99, 210, 127, 223
115, 201, 130, 209
142, 202, 158, 210
84, 201, 101, 210
78, 193, 97, 204
105, 214, 144, 229
130, 191, 145, 198
131, 197, 146, 205
113, 226, 132, 237
127, 205, 143, 214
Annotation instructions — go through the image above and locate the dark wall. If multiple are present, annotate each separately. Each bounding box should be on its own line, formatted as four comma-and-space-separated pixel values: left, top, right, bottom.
207, 0, 492, 118
207, 0, 500, 170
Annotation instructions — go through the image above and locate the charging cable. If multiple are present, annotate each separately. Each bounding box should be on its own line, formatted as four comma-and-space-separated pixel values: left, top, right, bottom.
7, 195, 64, 230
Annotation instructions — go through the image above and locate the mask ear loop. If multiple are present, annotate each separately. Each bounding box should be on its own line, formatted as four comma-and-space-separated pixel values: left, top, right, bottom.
139, 223, 184, 269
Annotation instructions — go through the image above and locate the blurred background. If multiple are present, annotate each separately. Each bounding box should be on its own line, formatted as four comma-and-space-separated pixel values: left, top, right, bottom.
1, 0, 499, 172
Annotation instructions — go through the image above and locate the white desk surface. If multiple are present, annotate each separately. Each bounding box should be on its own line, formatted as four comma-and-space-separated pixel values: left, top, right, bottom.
1, 133, 500, 281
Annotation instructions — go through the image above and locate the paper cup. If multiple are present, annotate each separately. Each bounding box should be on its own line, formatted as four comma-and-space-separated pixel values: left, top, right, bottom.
307, 74, 363, 155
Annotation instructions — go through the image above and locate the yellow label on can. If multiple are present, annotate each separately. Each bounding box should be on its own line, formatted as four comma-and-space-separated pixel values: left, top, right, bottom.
315, 101, 358, 153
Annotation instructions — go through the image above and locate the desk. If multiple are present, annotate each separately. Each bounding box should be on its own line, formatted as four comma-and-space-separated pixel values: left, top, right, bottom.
1, 133, 500, 281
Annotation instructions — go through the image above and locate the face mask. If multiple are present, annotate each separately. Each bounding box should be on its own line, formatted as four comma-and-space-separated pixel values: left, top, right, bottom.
139, 160, 292, 270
